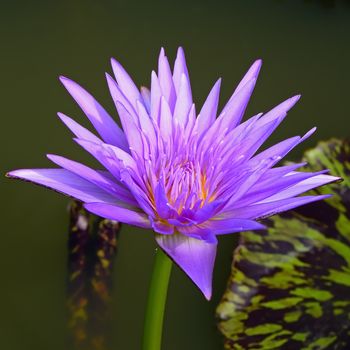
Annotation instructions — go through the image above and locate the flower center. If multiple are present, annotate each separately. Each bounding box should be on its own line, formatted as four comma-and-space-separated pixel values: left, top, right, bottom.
164, 160, 208, 212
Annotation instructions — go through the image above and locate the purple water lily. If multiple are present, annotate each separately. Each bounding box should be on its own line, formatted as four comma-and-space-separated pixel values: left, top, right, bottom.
8, 48, 338, 299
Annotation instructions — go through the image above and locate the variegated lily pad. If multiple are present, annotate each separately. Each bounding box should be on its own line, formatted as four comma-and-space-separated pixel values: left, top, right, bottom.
216, 139, 350, 350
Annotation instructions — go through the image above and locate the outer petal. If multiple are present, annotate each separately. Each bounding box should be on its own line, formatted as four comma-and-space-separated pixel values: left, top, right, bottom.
257, 95, 300, 127
196, 78, 221, 135
173, 73, 193, 126
177, 218, 265, 240
106, 73, 138, 120
224, 195, 331, 220
155, 233, 217, 300
218, 78, 257, 133
158, 48, 176, 110
84, 202, 151, 229
173, 47, 190, 95
231, 170, 334, 208
110, 58, 142, 109
47, 154, 137, 206
150, 71, 162, 122
58, 112, 102, 144
7, 169, 118, 203
59, 76, 128, 151
252, 128, 317, 164
115, 101, 143, 157
260, 174, 340, 202
234, 59, 262, 95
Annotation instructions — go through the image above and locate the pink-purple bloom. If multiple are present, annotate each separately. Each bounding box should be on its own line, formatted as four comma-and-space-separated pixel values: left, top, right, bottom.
8, 48, 338, 299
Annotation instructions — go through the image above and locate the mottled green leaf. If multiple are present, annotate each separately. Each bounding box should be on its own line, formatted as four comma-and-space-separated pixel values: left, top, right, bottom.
216, 139, 350, 350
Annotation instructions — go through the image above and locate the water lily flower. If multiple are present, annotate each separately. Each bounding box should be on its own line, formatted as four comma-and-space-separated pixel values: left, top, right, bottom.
8, 48, 339, 299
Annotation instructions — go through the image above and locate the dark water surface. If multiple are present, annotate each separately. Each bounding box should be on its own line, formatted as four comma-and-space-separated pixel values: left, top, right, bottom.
1, 0, 350, 349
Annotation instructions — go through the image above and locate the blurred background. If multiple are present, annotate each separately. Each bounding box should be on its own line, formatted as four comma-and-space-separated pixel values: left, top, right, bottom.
1, 0, 350, 349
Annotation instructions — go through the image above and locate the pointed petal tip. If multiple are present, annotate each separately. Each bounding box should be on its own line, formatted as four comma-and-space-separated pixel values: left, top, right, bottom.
287, 94, 301, 107
7, 169, 23, 178
151, 70, 158, 79
177, 46, 185, 54
57, 111, 65, 119
156, 234, 216, 301
254, 58, 263, 68
203, 287, 212, 301
105, 72, 113, 81
301, 127, 317, 141
46, 154, 62, 164
57, 112, 72, 123
249, 59, 263, 78
46, 153, 55, 160
252, 222, 267, 230
6, 169, 35, 180
5, 170, 16, 178
110, 57, 118, 67
59, 75, 70, 85
319, 194, 332, 200
110, 57, 126, 76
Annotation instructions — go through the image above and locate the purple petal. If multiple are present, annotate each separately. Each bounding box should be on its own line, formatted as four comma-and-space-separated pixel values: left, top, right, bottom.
261, 174, 340, 202
234, 59, 262, 94
177, 225, 216, 243
110, 58, 141, 109
158, 48, 176, 110
252, 136, 301, 164
140, 87, 151, 113
232, 170, 329, 208
58, 112, 102, 144
84, 202, 151, 228
150, 71, 162, 122
223, 157, 277, 207
151, 219, 174, 235
178, 218, 265, 238
252, 127, 317, 165
196, 79, 221, 134
159, 97, 173, 140
136, 100, 157, 147
218, 78, 257, 132
74, 139, 123, 179
173, 73, 192, 125
173, 47, 190, 96
47, 154, 137, 206
155, 233, 217, 300
207, 217, 266, 234
115, 101, 144, 157
154, 179, 173, 219
183, 200, 223, 224
7, 169, 118, 203
257, 95, 300, 127
59, 76, 128, 151
256, 163, 307, 184
106, 73, 138, 120
118, 169, 155, 217
76, 139, 136, 170
225, 195, 331, 220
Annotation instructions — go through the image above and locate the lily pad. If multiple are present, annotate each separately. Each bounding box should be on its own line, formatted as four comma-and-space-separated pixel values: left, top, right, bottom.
216, 139, 350, 350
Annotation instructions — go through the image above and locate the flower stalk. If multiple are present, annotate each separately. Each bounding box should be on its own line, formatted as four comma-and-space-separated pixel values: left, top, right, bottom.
142, 248, 173, 350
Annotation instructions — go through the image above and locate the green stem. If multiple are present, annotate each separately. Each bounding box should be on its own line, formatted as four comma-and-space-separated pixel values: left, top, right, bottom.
142, 248, 173, 350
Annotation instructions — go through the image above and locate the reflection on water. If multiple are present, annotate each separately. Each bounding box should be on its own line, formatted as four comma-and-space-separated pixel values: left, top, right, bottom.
67, 201, 121, 350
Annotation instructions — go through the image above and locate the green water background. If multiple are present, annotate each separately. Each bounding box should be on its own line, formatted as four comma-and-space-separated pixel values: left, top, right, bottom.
1, 0, 350, 349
